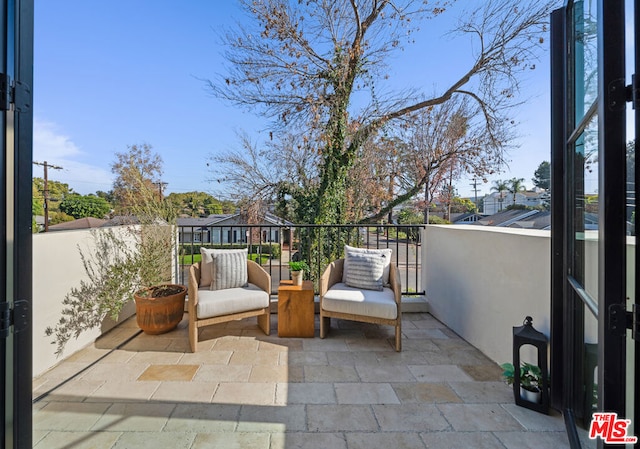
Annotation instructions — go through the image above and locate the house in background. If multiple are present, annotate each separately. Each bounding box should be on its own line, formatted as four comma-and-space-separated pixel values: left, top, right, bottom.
481, 188, 549, 214
177, 212, 294, 246
449, 212, 485, 224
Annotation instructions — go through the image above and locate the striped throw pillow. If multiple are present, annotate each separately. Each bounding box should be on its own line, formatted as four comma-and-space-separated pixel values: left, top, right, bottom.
344, 252, 385, 291
210, 249, 248, 291
343, 245, 393, 286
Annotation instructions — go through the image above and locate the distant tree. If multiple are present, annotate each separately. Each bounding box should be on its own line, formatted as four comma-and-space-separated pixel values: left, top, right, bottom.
32, 177, 74, 213
491, 179, 509, 211
532, 161, 551, 190
111, 143, 163, 214
59, 194, 111, 219
95, 190, 115, 204
211, 0, 554, 225
451, 197, 478, 214
165, 191, 227, 217
396, 208, 423, 225
508, 177, 526, 205
48, 211, 75, 225
32, 182, 44, 216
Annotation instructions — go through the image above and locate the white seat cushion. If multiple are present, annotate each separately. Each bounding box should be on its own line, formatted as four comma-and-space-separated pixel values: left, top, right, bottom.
322, 282, 397, 320
196, 283, 269, 319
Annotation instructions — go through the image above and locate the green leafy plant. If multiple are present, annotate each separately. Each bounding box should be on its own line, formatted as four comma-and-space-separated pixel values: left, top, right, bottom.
288, 260, 310, 272
500, 362, 543, 392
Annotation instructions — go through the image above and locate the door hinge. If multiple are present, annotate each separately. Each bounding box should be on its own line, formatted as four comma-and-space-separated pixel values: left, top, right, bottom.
609, 303, 640, 340
0, 73, 31, 113
1, 300, 29, 338
626, 74, 640, 109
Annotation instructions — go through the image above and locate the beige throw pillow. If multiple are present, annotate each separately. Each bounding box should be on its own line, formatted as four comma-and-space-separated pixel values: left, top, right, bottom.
210, 248, 248, 291
199, 247, 216, 288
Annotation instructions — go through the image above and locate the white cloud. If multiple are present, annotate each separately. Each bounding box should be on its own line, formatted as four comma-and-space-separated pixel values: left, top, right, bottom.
33, 119, 113, 194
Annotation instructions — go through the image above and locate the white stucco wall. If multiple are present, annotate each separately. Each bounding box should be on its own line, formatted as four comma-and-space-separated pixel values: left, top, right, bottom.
32, 227, 137, 377
424, 225, 552, 365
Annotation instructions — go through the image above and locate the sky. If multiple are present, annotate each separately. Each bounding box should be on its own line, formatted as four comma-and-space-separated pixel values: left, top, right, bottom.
34, 0, 555, 201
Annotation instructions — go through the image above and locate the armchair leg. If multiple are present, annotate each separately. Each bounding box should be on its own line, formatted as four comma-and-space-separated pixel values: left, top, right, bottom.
189, 318, 198, 353
395, 322, 402, 352
320, 315, 330, 339
258, 308, 270, 335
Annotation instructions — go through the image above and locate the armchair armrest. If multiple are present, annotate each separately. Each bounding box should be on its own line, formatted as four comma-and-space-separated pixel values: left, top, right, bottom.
389, 263, 402, 305
247, 259, 271, 294
320, 258, 344, 298
188, 263, 200, 314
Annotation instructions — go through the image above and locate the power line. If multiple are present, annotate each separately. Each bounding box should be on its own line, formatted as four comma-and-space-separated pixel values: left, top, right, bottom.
33, 161, 63, 232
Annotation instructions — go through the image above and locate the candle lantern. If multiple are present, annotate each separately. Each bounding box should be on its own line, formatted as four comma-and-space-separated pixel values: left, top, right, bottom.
512, 316, 549, 414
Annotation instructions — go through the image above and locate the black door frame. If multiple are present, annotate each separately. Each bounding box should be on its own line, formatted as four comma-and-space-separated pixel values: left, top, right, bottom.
551, 1, 633, 448
1, 0, 33, 448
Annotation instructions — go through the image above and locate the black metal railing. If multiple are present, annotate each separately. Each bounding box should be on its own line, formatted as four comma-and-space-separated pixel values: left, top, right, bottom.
176, 224, 424, 296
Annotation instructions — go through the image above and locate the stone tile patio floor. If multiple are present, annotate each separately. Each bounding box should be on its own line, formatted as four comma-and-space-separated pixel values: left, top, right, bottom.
32, 312, 591, 449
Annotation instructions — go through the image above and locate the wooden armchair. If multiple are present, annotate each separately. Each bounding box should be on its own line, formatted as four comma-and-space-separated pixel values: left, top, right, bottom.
319, 258, 402, 351
187, 260, 271, 352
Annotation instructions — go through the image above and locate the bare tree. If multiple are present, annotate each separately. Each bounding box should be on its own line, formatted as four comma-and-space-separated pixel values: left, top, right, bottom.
366, 95, 509, 223
211, 0, 555, 224
209, 130, 321, 221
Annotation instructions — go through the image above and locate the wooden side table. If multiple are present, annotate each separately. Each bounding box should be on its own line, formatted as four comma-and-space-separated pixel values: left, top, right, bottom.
278, 280, 315, 337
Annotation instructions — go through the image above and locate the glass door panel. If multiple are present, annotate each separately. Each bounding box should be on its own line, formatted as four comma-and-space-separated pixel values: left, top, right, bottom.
573, 0, 598, 124
571, 114, 599, 308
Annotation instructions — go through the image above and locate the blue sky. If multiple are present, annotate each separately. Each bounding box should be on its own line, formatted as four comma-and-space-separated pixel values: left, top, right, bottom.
34, 1, 553, 200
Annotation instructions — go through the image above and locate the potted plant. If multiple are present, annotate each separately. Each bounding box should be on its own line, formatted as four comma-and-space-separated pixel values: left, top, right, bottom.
134, 283, 187, 335
131, 191, 184, 334
500, 362, 544, 403
289, 260, 310, 286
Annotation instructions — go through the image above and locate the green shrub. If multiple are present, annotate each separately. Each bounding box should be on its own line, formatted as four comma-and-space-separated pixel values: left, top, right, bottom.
428, 215, 450, 224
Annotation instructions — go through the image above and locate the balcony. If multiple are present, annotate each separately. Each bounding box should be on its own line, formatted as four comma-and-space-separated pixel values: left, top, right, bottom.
31, 225, 591, 448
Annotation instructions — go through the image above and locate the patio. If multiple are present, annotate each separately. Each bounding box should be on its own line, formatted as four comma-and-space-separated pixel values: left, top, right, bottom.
31, 312, 583, 449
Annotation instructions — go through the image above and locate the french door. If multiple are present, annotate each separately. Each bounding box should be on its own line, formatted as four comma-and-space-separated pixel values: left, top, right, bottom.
1, 1, 33, 448
551, 1, 639, 447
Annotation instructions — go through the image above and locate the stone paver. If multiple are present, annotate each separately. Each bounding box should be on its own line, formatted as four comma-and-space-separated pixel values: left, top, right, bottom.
32, 313, 570, 448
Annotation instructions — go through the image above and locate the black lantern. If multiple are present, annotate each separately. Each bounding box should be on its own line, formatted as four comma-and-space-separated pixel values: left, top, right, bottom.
512, 316, 549, 414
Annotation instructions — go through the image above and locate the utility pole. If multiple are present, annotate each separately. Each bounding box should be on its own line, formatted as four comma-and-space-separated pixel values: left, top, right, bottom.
153, 181, 168, 201
470, 178, 479, 212
33, 160, 63, 232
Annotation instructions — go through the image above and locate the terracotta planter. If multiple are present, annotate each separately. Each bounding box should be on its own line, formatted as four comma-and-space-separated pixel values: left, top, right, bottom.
291, 270, 303, 286
134, 284, 187, 335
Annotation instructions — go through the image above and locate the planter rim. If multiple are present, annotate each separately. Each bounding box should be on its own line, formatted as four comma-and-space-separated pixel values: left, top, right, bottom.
134, 284, 187, 299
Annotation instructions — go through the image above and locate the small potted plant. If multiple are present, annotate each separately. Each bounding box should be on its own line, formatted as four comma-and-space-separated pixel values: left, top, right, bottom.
288, 260, 310, 286
500, 362, 544, 403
